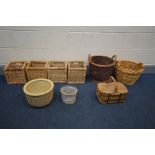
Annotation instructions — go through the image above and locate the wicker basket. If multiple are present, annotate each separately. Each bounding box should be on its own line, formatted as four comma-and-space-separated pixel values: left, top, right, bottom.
115, 60, 144, 85
4, 61, 27, 84
26, 61, 48, 81
68, 61, 87, 84
89, 54, 117, 82
47, 61, 67, 83
23, 78, 54, 107
96, 76, 128, 104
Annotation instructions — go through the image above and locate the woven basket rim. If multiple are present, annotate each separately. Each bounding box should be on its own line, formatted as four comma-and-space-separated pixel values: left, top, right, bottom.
48, 61, 67, 69
4, 61, 27, 71
89, 55, 116, 67
48, 61, 67, 65
68, 61, 87, 69
23, 78, 54, 97
116, 60, 144, 74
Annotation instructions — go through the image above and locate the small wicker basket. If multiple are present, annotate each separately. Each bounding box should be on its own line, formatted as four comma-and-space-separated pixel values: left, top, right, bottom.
23, 78, 54, 107
4, 61, 27, 84
68, 61, 87, 84
115, 60, 144, 85
89, 54, 116, 82
26, 61, 48, 81
96, 76, 128, 104
47, 61, 67, 83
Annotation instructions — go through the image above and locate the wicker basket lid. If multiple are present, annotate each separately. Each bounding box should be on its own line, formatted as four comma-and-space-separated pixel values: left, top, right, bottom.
114, 82, 128, 94
97, 83, 116, 94
116, 61, 144, 74
97, 82, 128, 94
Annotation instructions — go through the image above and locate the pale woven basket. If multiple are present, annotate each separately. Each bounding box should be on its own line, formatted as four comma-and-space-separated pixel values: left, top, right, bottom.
26, 61, 48, 81
115, 60, 144, 85
68, 61, 87, 84
47, 61, 67, 83
4, 61, 27, 84
23, 78, 54, 107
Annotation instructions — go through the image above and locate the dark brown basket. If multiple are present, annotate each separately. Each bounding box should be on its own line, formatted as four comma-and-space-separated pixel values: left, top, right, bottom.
89, 54, 116, 82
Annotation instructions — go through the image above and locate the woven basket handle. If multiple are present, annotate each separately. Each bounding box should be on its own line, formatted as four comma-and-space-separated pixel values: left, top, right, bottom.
114, 86, 118, 92
112, 55, 117, 62
111, 76, 116, 82
88, 54, 91, 63
139, 63, 143, 67
114, 86, 120, 95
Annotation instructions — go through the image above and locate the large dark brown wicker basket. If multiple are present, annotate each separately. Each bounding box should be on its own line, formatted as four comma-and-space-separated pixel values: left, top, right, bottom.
89, 54, 116, 82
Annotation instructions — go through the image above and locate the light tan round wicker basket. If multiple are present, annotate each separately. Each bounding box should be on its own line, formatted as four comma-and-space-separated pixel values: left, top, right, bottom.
115, 60, 144, 85
23, 78, 54, 107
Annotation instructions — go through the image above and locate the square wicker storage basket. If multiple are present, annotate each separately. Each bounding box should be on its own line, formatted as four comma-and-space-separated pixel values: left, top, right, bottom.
4, 61, 27, 84
47, 61, 67, 83
26, 61, 48, 81
68, 61, 87, 84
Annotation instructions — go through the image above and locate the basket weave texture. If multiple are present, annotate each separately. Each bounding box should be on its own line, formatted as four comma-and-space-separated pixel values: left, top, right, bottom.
96, 76, 128, 104
68, 61, 87, 83
115, 60, 144, 85
23, 78, 54, 107
4, 61, 27, 84
26, 61, 48, 81
89, 54, 116, 82
47, 61, 67, 83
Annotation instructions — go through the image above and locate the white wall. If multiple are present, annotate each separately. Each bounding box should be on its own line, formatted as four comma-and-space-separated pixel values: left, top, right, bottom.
0, 26, 155, 65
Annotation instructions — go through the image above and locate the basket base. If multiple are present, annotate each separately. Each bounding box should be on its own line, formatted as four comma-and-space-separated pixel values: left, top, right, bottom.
96, 92, 126, 104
